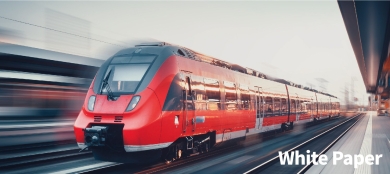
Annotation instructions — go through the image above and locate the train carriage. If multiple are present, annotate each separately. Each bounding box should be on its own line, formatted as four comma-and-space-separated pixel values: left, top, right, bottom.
74, 42, 340, 163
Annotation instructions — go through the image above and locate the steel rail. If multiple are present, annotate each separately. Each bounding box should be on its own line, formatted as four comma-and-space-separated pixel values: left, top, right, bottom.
243, 113, 362, 174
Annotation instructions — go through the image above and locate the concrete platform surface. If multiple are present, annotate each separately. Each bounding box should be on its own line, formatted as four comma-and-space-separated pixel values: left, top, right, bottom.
307, 111, 390, 174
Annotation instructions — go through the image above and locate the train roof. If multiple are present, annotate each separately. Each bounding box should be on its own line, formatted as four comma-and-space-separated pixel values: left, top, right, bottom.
131, 42, 337, 99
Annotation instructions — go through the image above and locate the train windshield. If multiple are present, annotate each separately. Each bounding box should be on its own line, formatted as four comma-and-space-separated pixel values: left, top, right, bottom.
100, 55, 155, 94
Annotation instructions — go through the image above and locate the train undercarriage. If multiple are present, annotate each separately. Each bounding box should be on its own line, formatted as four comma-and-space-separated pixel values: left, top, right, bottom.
81, 124, 217, 163
162, 132, 216, 163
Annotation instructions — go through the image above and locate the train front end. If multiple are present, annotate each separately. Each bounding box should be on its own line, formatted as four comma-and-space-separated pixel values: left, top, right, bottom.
74, 45, 178, 163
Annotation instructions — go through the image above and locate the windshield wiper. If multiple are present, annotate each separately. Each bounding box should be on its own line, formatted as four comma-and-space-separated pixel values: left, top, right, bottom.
100, 69, 115, 100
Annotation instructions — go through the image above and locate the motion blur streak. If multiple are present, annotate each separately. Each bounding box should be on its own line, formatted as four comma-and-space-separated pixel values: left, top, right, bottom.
0, 4, 131, 149
0, 41, 104, 148
0, 70, 88, 84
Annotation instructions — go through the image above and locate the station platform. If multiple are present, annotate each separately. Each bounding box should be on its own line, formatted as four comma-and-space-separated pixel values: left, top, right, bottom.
307, 111, 390, 174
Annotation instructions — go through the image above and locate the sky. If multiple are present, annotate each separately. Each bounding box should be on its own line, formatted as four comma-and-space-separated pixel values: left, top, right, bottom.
0, 1, 367, 105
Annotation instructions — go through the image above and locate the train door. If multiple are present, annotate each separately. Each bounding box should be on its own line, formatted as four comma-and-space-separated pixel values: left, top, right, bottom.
255, 94, 260, 129
295, 100, 300, 121
183, 75, 195, 132
255, 87, 264, 129
329, 98, 332, 116
310, 98, 314, 118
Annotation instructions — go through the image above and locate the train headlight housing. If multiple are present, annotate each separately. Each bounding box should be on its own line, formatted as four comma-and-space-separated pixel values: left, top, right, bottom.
87, 95, 96, 111
126, 95, 141, 111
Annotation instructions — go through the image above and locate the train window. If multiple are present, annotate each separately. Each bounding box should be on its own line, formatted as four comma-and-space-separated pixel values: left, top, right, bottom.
265, 96, 273, 117
204, 78, 221, 110
191, 76, 206, 101
281, 98, 287, 114
130, 55, 156, 63
300, 101, 307, 113
318, 102, 322, 112
102, 64, 150, 93
322, 102, 325, 111
110, 56, 129, 64
111, 55, 156, 64
326, 102, 329, 111
291, 99, 296, 113
299, 101, 303, 112
325, 102, 328, 111
241, 93, 251, 110
224, 81, 237, 110
250, 88, 256, 111
330, 102, 333, 110
274, 98, 280, 115
185, 77, 192, 98
240, 85, 250, 110
111, 64, 149, 81
323, 102, 326, 111
191, 76, 206, 110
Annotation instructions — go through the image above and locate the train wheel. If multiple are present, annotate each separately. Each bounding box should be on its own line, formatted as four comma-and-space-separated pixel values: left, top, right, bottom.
204, 143, 209, 153
164, 145, 177, 164
199, 139, 210, 154
165, 144, 184, 164
177, 149, 182, 159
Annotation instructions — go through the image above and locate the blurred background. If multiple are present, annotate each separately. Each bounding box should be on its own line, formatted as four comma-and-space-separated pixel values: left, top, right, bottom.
0, 3, 113, 148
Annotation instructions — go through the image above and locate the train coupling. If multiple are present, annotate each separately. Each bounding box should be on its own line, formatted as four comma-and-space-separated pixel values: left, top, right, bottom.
83, 126, 108, 147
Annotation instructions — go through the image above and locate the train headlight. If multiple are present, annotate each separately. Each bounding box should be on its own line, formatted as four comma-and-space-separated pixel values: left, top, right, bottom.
88, 95, 96, 111
126, 95, 141, 111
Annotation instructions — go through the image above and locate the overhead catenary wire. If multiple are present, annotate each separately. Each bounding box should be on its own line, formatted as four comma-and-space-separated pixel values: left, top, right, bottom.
0, 15, 126, 48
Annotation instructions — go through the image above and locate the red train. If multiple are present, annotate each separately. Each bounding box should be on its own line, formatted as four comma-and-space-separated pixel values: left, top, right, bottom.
74, 42, 340, 163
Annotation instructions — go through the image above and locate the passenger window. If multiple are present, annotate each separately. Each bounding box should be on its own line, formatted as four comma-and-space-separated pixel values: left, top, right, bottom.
204, 78, 220, 110
224, 81, 237, 110
274, 98, 280, 115
300, 101, 306, 113
240, 85, 250, 110
192, 76, 207, 110
291, 99, 296, 113
265, 97, 273, 117
281, 98, 287, 114
296, 100, 301, 112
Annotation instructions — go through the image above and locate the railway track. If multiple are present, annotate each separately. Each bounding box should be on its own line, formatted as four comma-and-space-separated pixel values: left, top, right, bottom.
74, 115, 351, 174
0, 114, 356, 174
243, 113, 363, 174
0, 141, 92, 170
